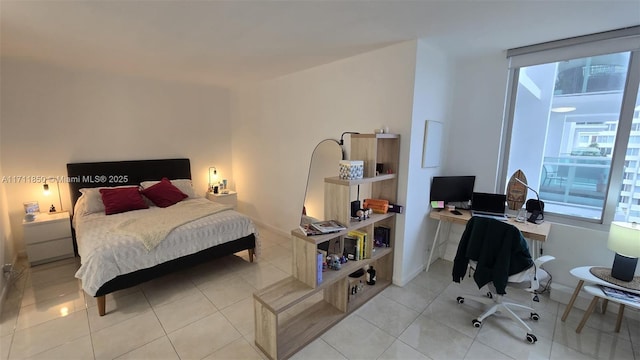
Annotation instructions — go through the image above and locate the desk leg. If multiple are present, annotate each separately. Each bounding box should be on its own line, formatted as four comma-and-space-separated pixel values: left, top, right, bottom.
615, 304, 625, 332
562, 280, 584, 322
528, 239, 540, 258
576, 296, 598, 333
425, 220, 442, 272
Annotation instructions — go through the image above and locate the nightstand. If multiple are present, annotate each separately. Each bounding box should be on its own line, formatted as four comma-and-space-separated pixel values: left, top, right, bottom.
206, 190, 238, 209
22, 211, 74, 265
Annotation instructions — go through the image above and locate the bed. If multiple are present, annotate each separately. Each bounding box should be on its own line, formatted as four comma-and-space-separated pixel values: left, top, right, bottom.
66, 158, 258, 316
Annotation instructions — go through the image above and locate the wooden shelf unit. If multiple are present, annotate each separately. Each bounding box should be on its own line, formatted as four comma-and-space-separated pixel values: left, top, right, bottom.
254, 134, 400, 360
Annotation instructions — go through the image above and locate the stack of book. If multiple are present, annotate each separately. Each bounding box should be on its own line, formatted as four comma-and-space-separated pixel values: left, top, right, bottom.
299, 220, 346, 236
601, 285, 640, 304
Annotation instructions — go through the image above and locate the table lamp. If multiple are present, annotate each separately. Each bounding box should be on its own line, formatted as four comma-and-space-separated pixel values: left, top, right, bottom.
43, 178, 63, 213
208, 167, 219, 193
607, 221, 640, 282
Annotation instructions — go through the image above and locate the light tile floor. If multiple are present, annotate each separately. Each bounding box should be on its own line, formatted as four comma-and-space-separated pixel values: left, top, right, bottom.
1, 225, 638, 359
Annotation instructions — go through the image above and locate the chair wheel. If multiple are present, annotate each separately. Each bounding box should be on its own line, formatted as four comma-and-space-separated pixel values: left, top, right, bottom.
472, 319, 482, 328
526, 333, 537, 344
457, 297, 464, 304
530, 312, 540, 321
486, 292, 493, 299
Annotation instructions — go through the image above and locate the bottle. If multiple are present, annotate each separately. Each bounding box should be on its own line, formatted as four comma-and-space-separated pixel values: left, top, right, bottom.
366, 266, 376, 285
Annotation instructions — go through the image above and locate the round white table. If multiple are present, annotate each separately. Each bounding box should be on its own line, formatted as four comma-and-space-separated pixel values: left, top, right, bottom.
561, 266, 640, 332
576, 285, 640, 333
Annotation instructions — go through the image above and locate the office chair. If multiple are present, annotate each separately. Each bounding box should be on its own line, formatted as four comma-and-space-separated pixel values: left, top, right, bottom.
452, 216, 554, 344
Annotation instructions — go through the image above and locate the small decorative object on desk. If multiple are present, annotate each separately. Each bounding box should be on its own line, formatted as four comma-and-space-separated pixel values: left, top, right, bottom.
339, 160, 364, 180
506, 169, 528, 210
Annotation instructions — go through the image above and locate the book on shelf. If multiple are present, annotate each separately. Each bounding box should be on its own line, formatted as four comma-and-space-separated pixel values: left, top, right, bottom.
299, 223, 324, 236
374, 226, 391, 247
310, 220, 346, 234
347, 229, 370, 260
343, 236, 358, 259
317, 252, 324, 284
600, 285, 640, 304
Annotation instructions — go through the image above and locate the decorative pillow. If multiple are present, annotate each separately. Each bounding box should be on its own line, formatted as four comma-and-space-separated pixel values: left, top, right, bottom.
140, 179, 197, 198
140, 178, 188, 208
99, 187, 149, 215
78, 186, 134, 215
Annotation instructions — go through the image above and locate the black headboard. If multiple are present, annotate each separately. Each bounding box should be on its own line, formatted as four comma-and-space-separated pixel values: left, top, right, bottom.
66, 158, 191, 211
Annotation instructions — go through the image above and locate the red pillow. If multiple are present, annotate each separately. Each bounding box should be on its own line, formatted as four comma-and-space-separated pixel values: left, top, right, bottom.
99, 187, 149, 215
141, 177, 188, 208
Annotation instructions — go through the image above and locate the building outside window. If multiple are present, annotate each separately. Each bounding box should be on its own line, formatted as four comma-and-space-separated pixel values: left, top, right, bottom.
501, 27, 640, 225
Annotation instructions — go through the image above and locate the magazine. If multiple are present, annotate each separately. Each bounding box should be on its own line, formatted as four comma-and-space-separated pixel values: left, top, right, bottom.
600, 285, 640, 304
299, 224, 324, 236
310, 220, 346, 234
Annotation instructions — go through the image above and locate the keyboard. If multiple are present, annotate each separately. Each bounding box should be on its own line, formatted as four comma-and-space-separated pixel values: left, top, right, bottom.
471, 211, 508, 221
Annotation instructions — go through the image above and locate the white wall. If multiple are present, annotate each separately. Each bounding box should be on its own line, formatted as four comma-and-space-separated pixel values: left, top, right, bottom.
0, 58, 233, 255
442, 52, 632, 302
0, 126, 16, 312
400, 40, 454, 283
230, 41, 428, 284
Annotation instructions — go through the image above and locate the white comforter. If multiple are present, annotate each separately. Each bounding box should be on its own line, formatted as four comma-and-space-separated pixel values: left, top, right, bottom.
74, 198, 259, 296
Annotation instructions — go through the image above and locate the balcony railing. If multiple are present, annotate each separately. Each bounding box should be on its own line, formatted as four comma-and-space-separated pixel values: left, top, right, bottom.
539, 156, 611, 209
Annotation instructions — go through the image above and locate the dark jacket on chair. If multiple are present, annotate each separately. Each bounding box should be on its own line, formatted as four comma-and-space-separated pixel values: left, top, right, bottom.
452, 216, 533, 294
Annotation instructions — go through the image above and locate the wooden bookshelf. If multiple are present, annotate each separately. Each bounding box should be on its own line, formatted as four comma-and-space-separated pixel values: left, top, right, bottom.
254, 134, 400, 359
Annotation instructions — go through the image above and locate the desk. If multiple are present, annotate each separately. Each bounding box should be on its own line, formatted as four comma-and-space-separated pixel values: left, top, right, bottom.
426, 209, 550, 272
561, 266, 640, 324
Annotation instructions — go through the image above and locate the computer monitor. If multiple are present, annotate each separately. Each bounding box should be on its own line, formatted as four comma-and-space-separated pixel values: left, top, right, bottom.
430, 176, 476, 208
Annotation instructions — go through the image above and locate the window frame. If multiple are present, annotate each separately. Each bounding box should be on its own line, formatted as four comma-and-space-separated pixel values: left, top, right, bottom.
498, 27, 640, 229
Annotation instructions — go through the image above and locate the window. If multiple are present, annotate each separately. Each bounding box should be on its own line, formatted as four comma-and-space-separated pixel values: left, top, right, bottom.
502, 27, 640, 224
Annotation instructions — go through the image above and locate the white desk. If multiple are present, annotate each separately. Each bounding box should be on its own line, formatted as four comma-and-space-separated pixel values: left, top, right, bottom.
426, 209, 550, 272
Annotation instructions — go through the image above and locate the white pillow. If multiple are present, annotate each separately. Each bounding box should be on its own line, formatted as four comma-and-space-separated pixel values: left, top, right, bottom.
78, 188, 106, 215
140, 179, 196, 198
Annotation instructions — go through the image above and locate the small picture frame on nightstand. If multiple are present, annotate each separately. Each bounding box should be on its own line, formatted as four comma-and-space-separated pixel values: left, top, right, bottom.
23, 201, 40, 214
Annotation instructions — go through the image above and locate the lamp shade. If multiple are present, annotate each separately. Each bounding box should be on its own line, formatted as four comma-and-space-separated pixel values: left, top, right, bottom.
607, 222, 640, 258
208, 167, 219, 185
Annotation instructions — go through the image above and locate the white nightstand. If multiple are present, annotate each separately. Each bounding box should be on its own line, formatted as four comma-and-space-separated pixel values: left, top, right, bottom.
206, 190, 238, 209
22, 211, 74, 265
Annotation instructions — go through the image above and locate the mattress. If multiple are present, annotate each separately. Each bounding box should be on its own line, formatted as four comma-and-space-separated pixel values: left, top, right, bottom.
74, 198, 259, 296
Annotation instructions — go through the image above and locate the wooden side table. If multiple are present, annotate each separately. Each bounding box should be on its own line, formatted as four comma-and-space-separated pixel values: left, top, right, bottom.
206, 190, 237, 209
562, 266, 640, 332
576, 285, 640, 333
